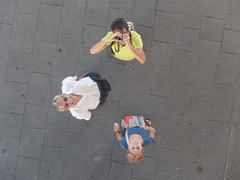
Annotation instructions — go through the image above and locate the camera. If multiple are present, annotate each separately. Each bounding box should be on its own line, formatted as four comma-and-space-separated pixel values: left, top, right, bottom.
115, 36, 122, 41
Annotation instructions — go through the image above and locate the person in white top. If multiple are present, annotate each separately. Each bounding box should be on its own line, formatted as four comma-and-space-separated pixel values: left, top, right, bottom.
52, 72, 111, 120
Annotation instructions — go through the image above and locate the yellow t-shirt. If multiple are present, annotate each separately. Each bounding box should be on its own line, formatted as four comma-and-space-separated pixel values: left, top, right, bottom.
101, 31, 143, 61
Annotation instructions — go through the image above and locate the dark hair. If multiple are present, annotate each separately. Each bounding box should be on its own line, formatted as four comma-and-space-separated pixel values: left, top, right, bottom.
111, 18, 128, 32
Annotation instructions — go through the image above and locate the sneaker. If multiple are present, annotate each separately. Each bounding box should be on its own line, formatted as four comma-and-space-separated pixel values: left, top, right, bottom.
126, 20, 135, 31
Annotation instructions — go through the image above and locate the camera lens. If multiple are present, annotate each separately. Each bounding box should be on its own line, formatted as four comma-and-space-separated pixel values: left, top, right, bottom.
115, 36, 122, 41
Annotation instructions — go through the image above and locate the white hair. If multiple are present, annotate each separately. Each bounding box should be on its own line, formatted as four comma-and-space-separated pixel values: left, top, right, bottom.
52, 95, 66, 112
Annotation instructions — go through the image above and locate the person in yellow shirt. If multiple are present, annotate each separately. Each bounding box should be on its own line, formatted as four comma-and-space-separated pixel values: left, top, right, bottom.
90, 18, 146, 64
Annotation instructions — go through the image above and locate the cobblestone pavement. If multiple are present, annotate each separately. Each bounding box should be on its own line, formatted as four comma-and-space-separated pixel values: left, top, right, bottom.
0, 0, 240, 180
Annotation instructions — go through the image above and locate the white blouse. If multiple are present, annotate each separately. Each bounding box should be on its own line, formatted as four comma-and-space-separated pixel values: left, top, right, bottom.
61, 76, 100, 120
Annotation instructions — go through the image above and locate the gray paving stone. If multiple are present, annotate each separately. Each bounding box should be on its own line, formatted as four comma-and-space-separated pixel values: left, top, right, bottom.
86, 153, 111, 180
150, 41, 174, 66
15, 157, 39, 180
228, 164, 240, 180
41, 0, 63, 5
153, 12, 178, 43
182, 129, 206, 162
132, 10, 155, 28
23, 104, 48, 128
64, 131, 91, 163
156, 0, 180, 13
39, 146, 64, 178
144, 66, 170, 97
160, 111, 186, 150
5, 51, 32, 83
62, 162, 86, 180
100, 62, 124, 101
176, 28, 199, 53
144, 134, 160, 158
10, 13, 37, 53
134, 0, 156, 10
197, 40, 221, 64
204, 0, 228, 19
232, 133, 240, 164
109, 162, 131, 180
107, 8, 132, 27
1, 82, 28, 114
0, 63, 6, 92
135, 26, 152, 51
119, 79, 144, 112
179, 5, 203, 29
0, 1, 15, 24
0, 175, 14, 180
44, 116, 69, 147
110, 0, 134, 10
142, 95, 165, 133
19, 127, 44, 159
87, 0, 109, 3
179, 161, 203, 180
0, 24, 11, 63
84, 3, 109, 26
186, 100, 211, 131
155, 170, 179, 180
68, 117, 92, 133
0, 113, 23, 138
166, 81, 191, 113
170, 50, 197, 83
222, 30, 240, 55
89, 99, 119, 125
211, 84, 233, 121
132, 157, 157, 180
207, 121, 230, 146
203, 174, 224, 180
32, 42, 56, 74
226, 0, 240, 31
36, 4, 62, 44
111, 140, 129, 164
38, 176, 60, 180
200, 17, 224, 42
56, 33, 81, 66
16, 0, 40, 16
60, 0, 85, 35
179, 0, 206, 5
216, 53, 239, 85
204, 145, 228, 176
158, 148, 180, 171
27, 73, 52, 105
0, 137, 19, 175
82, 24, 106, 48
123, 59, 147, 81
78, 47, 102, 75
191, 63, 217, 101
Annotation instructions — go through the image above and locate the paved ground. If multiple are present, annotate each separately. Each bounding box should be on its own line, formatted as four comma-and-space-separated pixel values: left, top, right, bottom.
0, 0, 240, 179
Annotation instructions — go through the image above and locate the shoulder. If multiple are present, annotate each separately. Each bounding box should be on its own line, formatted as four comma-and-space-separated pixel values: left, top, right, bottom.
102, 31, 114, 40
130, 31, 141, 39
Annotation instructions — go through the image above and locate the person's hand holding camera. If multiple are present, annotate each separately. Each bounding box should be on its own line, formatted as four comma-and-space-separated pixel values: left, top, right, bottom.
106, 32, 122, 43
123, 33, 130, 45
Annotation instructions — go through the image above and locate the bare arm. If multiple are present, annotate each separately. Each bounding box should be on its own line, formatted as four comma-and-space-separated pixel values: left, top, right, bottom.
90, 32, 121, 54
115, 131, 124, 141
145, 120, 155, 139
114, 123, 123, 141
148, 127, 155, 139
124, 34, 146, 64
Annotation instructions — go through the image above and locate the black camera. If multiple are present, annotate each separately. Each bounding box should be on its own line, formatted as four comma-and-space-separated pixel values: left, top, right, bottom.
115, 36, 122, 41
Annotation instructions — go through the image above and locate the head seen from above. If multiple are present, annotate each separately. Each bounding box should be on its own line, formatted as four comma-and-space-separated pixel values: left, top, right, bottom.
127, 134, 144, 162
111, 18, 129, 41
52, 94, 78, 111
